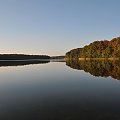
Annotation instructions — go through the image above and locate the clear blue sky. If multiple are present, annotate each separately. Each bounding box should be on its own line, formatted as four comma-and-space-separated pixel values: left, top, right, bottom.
0, 0, 120, 56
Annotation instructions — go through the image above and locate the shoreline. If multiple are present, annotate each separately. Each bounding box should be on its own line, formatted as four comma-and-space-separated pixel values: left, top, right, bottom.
0, 59, 50, 61
79, 58, 119, 60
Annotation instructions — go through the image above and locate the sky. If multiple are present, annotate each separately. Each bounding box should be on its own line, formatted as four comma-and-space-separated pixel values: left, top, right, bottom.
0, 0, 120, 56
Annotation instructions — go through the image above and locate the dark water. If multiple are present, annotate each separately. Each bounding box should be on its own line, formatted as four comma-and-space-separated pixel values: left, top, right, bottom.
0, 60, 120, 120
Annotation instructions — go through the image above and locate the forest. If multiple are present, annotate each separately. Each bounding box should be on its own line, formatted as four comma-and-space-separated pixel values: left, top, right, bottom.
66, 37, 120, 59
0, 54, 50, 60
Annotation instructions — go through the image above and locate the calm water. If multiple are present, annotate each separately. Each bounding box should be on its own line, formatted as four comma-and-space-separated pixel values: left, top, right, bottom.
0, 61, 120, 120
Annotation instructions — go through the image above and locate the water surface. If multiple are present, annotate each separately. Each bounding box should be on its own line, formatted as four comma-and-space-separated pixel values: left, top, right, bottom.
0, 61, 120, 120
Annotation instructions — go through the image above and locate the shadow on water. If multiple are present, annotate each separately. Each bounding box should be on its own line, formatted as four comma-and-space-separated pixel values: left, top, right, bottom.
0, 60, 50, 67
66, 60, 120, 80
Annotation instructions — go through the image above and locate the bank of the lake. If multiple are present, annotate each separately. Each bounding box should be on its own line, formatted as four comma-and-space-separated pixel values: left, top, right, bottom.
0, 54, 50, 60
79, 58, 119, 60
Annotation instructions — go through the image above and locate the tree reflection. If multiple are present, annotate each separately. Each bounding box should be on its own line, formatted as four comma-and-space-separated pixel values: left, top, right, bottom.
0, 60, 50, 67
66, 60, 120, 80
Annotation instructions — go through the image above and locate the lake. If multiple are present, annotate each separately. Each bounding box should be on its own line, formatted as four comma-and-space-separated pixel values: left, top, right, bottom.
0, 60, 120, 120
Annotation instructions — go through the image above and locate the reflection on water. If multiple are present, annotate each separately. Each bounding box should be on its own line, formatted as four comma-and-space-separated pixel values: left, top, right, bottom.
0, 61, 120, 120
0, 60, 50, 67
66, 60, 120, 80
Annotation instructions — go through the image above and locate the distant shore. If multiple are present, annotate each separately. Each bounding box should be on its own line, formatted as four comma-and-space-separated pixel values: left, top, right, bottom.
0, 54, 50, 60
79, 58, 119, 60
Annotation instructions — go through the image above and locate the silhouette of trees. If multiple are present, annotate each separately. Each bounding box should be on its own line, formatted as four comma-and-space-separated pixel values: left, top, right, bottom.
0, 54, 50, 60
66, 37, 120, 59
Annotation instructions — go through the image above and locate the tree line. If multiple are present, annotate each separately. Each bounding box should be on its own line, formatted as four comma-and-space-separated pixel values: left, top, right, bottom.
66, 37, 120, 59
0, 54, 50, 60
